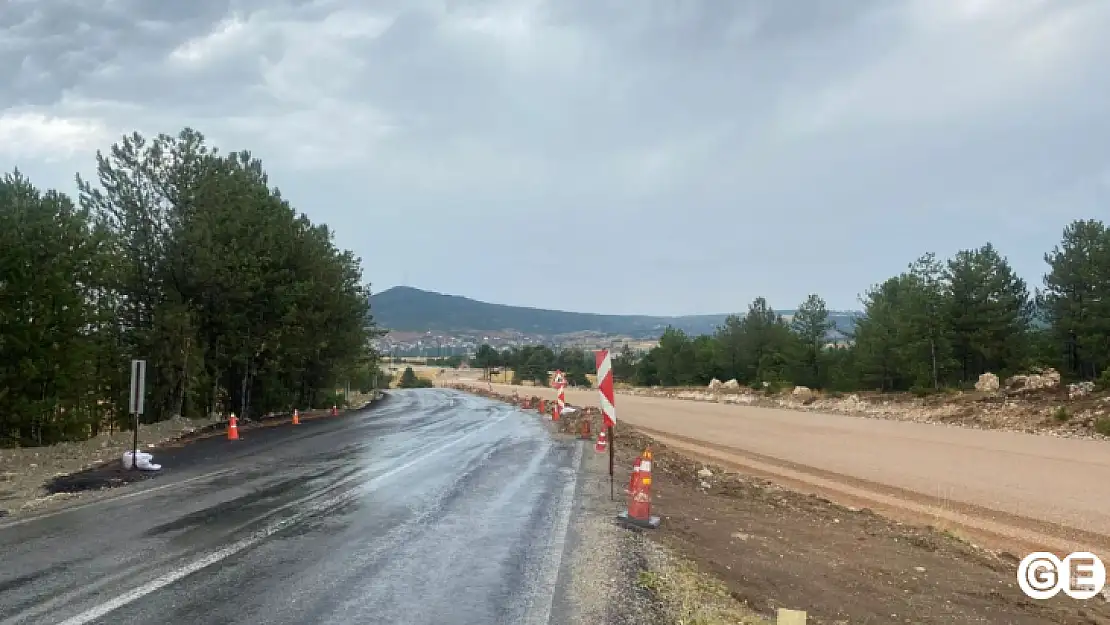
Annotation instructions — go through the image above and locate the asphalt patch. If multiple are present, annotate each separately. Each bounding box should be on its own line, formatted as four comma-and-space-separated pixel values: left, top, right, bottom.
46, 466, 160, 494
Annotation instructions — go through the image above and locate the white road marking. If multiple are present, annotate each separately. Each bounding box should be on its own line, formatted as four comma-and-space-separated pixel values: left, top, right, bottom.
521, 441, 584, 625
43, 416, 508, 625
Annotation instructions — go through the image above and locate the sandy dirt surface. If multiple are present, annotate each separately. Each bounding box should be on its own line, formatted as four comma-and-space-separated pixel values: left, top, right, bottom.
449, 379, 1110, 563
442, 368, 1110, 438
455, 384, 1110, 624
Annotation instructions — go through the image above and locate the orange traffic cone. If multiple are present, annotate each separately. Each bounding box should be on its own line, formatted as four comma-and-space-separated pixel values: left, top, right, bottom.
331, 405, 338, 416
292, 409, 300, 425
538, 399, 546, 415
594, 430, 607, 453
579, 419, 591, 440
618, 449, 660, 529
227, 414, 240, 440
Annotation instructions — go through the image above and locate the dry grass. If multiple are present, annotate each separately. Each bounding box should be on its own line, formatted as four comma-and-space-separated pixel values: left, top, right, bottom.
640, 544, 772, 625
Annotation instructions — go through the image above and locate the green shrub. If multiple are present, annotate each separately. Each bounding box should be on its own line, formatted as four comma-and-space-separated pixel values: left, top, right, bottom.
1096, 417, 1110, 436
398, 366, 434, 388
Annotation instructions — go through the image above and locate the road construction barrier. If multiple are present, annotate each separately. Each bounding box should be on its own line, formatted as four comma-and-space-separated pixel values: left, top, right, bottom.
227, 414, 240, 440
292, 409, 300, 425
617, 448, 660, 529
594, 430, 607, 453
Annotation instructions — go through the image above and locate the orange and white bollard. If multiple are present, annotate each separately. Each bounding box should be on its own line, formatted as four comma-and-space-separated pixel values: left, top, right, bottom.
331, 405, 338, 417
227, 414, 240, 440
292, 409, 300, 425
618, 448, 660, 529
594, 430, 607, 453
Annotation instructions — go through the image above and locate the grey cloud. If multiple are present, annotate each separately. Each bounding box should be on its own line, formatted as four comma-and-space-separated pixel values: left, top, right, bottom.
3, 0, 1110, 314
0, 0, 232, 107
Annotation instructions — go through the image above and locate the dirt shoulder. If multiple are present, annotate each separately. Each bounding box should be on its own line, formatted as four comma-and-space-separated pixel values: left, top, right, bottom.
617, 429, 1110, 625
559, 408, 769, 625
457, 384, 1110, 624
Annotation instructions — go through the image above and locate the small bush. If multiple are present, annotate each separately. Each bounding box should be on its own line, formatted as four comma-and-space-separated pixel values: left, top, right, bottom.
398, 367, 434, 389
1052, 406, 1070, 422
1096, 417, 1110, 437
910, 386, 933, 398
1096, 369, 1110, 392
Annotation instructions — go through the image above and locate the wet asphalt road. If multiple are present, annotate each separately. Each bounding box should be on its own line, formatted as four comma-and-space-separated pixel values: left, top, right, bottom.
0, 390, 585, 625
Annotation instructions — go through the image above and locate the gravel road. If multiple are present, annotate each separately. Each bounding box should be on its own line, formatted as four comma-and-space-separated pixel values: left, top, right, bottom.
473, 380, 1110, 557
0, 390, 589, 625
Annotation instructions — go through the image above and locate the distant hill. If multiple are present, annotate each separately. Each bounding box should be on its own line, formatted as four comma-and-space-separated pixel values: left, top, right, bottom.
370, 287, 860, 339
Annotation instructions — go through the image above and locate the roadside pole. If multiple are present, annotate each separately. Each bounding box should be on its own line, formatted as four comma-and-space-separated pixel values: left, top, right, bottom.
129, 359, 147, 470
596, 349, 617, 501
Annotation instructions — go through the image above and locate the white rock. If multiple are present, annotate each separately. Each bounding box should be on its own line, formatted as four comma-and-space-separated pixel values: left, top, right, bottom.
975, 373, 999, 392
1070, 381, 1095, 399
697, 467, 713, 478
792, 386, 815, 400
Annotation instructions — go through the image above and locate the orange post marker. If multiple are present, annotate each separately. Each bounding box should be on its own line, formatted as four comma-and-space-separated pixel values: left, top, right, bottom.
538, 399, 546, 414
227, 414, 240, 440
292, 409, 300, 425
579, 419, 591, 440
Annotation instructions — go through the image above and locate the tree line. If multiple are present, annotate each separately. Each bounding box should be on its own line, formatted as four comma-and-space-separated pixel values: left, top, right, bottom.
0, 128, 380, 447
631, 224, 1110, 393
469, 221, 1110, 394
471, 344, 597, 387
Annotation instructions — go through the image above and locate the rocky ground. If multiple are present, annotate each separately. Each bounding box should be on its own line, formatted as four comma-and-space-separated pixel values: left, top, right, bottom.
460, 384, 1110, 624
618, 369, 1110, 440
0, 392, 380, 518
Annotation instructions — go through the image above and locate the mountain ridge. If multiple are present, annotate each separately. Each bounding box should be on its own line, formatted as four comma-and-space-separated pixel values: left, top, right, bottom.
370, 286, 860, 339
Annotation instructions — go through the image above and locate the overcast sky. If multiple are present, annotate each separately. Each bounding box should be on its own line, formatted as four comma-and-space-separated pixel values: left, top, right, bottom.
2, 0, 1109, 315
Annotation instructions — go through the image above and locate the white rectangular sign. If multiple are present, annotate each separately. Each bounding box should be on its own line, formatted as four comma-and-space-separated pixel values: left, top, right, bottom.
129, 359, 147, 415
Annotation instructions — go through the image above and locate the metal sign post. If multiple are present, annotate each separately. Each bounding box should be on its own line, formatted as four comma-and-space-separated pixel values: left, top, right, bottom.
129, 359, 147, 470
609, 426, 615, 500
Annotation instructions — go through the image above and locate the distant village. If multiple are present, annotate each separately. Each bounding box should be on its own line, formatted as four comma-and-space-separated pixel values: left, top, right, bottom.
372, 329, 659, 358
